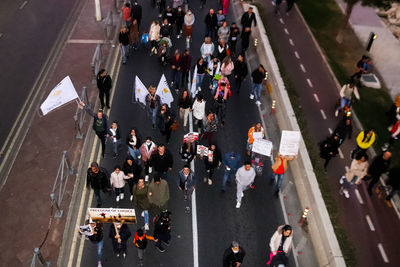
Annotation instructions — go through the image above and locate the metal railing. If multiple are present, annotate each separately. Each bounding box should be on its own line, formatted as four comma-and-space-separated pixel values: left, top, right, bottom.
50, 151, 74, 218
104, 10, 114, 42
30, 248, 50, 267
74, 87, 90, 139
91, 44, 103, 83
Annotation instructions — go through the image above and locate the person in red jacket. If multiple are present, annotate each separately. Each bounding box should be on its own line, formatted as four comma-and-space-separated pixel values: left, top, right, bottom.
170, 49, 184, 90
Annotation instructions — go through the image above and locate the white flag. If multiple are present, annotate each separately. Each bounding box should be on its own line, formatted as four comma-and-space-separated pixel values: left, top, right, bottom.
156, 74, 174, 107
40, 76, 79, 115
190, 65, 198, 98
134, 76, 148, 105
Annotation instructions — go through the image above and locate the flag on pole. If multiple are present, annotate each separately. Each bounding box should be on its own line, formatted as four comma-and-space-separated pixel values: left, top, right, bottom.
190, 65, 198, 98
40, 76, 79, 115
134, 75, 148, 105
156, 74, 174, 107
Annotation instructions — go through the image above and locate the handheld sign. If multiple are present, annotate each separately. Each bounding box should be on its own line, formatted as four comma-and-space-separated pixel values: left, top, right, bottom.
279, 130, 301, 156
88, 208, 136, 223
252, 139, 273, 156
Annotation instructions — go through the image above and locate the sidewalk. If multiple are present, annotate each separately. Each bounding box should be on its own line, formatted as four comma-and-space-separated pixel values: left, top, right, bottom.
0, 0, 118, 265
336, 0, 400, 97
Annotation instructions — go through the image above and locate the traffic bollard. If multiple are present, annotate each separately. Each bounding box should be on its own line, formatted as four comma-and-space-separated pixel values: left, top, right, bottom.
298, 207, 310, 227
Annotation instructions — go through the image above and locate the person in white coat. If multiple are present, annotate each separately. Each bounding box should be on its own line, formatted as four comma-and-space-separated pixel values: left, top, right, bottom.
191, 94, 206, 133
110, 165, 128, 202
235, 161, 255, 208
267, 225, 292, 265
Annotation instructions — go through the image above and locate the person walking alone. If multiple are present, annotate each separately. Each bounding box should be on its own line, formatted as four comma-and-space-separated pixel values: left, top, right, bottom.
86, 162, 109, 207
96, 69, 112, 110
364, 151, 392, 196
235, 161, 256, 208
178, 165, 196, 213
250, 65, 267, 105
234, 54, 247, 93
270, 152, 295, 195
267, 225, 292, 266
223, 241, 246, 267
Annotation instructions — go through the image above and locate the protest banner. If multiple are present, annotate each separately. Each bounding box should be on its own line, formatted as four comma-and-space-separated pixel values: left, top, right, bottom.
196, 145, 208, 156
252, 139, 273, 156
88, 208, 136, 223
183, 132, 199, 143
134, 75, 148, 105
190, 65, 198, 98
279, 130, 301, 156
156, 74, 174, 107
40, 76, 79, 115
78, 224, 93, 236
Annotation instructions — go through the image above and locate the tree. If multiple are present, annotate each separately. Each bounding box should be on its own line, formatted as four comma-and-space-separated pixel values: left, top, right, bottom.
336, 0, 398, 43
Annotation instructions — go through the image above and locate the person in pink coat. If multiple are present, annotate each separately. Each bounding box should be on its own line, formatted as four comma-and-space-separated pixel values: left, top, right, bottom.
222, 0, 230, 15
140, 137, 157, 181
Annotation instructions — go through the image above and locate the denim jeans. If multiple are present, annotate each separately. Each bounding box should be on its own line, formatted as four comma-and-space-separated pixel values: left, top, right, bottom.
143, 210, 149, 225
112, 139, 121, 155
95, 240, 104, 262
222, 169, 235, 190
148, 107, 158, 125
251, 83, 262, 101
172, 69, 182, 89
196, 74, 205, 89
271, 173, 284, 192
120, 45, 129, 63
337, 97, 351, 111
128, 147, 141, 161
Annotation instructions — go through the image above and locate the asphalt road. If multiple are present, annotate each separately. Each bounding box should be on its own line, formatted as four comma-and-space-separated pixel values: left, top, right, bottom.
258, 0, 400, 266
79, 1, 294, 266
0, 0, 78, 152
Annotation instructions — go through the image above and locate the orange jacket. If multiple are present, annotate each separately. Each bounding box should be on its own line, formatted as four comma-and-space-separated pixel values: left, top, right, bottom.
247, 126, 265, 144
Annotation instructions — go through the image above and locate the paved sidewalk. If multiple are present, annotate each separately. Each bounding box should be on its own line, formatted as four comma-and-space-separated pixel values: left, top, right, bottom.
0, 0, 118, 265
336, 0, 400, 97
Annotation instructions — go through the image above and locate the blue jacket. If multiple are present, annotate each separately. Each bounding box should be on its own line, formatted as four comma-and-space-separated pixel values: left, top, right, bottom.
178, 169, 196, 189
222, 152, 241, 172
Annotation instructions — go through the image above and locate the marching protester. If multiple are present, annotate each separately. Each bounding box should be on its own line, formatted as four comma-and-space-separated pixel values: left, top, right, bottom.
170, 49, 183, 91
181, 49, 192, 89
218, 21, 230, 44
109, 222, 131, 258
130, 1, 142, 28
163, 6, 176, 27
122, 156, 141, 201
145, 86, 161, 129
339, 153, 369, 198
184, 9, 195, 41
234, 54, 248, 93
175, 6, 185, 39
180, 140, 197, 163
195, 57, 207, 91
203, 144, 222, 185
241, 7, 257, 29
250, 64, 267, 105
217, 39, 229, 62
267, 225, 292, 266
217, 9, 226, 28
126, 127, 142, 161
148, 174, 170, 214
178, 165, 196, 213
221, 152, 241, 192
319, 134, 341, 171
385, 167, 400, 201
200, 37, 215, 64
223, 241, 246, 267
153, 210, 172, 252
270, 152, 295, 195
229, 22, 240, 56
79, 220, 104, 267
202, 110, 218, 146
208, 56, 221, 92
96, 69, 112, 110
157, 104, 175, 144
335, 81, 360, 117
178, 90, 191, 129
160, 18, 173, 38
363, 151, 392, 196
108, 121, 122, 159
122, 2, 132, 27
133, 178, 151, 230
86, 162, 110, 207
241, 26, 251, 53
191, 94, 206, 133
220, 56, 234, 82
149, 21, 161, 55
247, 122, 265, 155
150, 144, 174, 180
110, 165, 128, 203
204, 9, 218, 41
213, 80, 230, 127
129, 19, 140, 51
333, 117, 353, 145
235, 161, 256, 208
140, 137, 158, 181
119, 26, 130, 64
133, 228, 157, 266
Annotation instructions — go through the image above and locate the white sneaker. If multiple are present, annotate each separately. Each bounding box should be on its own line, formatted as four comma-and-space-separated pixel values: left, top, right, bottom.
116, 195, 120, 202
203, 177, 207, 183
335, 110, 339, 117
343, 189, 350, 198
236, 201, 241, 208
141, 211, 145, 217
145, 223, 149, 231
120, 193, 124, 200
249, 94, 254, 100
145, 175, 149, 182
123, 253, 126, 259
130, 195, 133, 201
208, 179, 212, 185
198, 87, 202, 92
339, 176, 345, 184
255, 100, 261, 105
149, 167, 152, 173
241, 192, 244, 198
98, 261, 102, 267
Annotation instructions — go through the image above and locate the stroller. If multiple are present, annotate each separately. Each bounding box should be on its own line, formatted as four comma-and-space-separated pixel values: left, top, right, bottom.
158, 37, 172, 66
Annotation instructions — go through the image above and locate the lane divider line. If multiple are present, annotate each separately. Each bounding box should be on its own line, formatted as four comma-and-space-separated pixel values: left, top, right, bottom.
328, 128, 333, 134
280, 18, 285, 24
284, 28, 289, 35
300, 64, 306, 73
354, 188, 364, 205
313, 93, 319, 103
338, 148, 344, 159
67, 39, 107, 44
365, 215, 375, 231
378, 243, 389, 263
320, 109, 327, 120
306, 78, 313, 88
294, 51, 300, 59
19, 1, 28, 9
289, 38, 294, 46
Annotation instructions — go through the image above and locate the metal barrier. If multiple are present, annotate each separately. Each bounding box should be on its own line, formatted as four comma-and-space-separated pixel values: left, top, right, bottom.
30, 247, 50, 267
91, 44, 102, 83
50, 151, 74, 218
104, 10, 114, 42
74, 87, 90, 139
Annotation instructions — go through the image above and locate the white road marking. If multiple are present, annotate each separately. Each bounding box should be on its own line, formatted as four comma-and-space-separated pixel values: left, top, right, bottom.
313, 93, 320, 103
67, 39, 106, 44
355, 189, 364, 204
365, 215, 375, 231
378, 243, 389, 263
338, 148, 344, 159
284, 28, 289, 35
280, 18, 284, 24
294, 51, 300, 59
289, 38, 294, 46
19, 1, 28, 9
300, 64, 306, 73
320, 109, 327, 120
0, 33, 3, 39
328, 128, 333, 134
306, 78, 313, 88
345, 166, 349, 172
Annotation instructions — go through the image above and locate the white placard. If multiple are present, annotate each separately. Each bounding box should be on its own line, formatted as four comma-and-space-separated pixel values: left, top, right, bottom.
78, 224, 93, 236
196, 145, 208, 156
279, 130, 301, 156
183, 132, 199, 143
252, 138, 273, 156
252, 131, 263, 140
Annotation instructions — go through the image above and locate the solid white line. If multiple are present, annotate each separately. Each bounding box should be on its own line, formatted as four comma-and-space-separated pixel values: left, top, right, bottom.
19, 1, 28, 9
289, 38, 294, 46
320, 109, 327, 120
280, 18, 284, 24
378, 243, 389, 263
313, 93, 320, 103
365, 215, 375, 231
328, 128, 333, 134
294, 51, 300, 59
338, 148, 344, 159
300, 64, 306, 73
67, 39, 106, 44
355, 189, 364, 204
284, 28, 289, 35
306, 78, 313, 88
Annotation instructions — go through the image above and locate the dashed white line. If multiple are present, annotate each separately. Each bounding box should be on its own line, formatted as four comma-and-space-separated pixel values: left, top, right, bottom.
313, 93, 320, 103
365, 215, 375, 231
378, 243, 389, 263
284, 28, 289, 35
0, 33, 3, 39
338, 148, 344, 159
306, 78, 313, 88
289, 38, 294, 46
320, 109, 327, 120
355, 189, 364, 204
345, 166, 349, 172
328, 128, 333, 134
280, 18, 285, 24
19, 0, 28, 9
294, 51, 300, 59
300, 64, 306, 73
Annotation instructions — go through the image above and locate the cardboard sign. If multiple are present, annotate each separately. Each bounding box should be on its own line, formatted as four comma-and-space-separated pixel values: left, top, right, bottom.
196, 145, 208, 156
88, 208, 136, 223
252, 139, 273, 156
279, 130, 301, 156
252, 131, 263, 140
183, 132, 199, 143
78, 224, 93, 236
